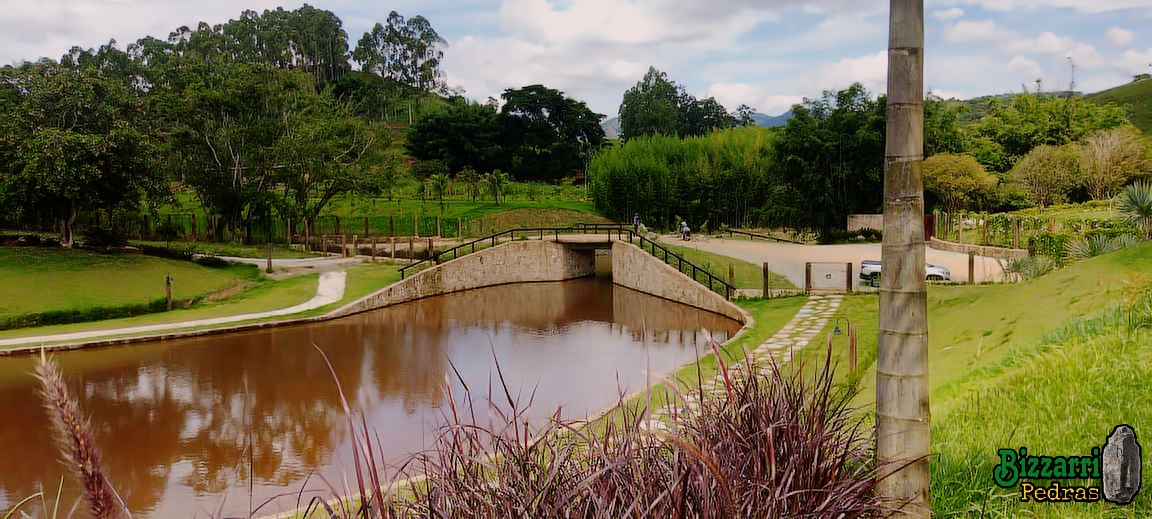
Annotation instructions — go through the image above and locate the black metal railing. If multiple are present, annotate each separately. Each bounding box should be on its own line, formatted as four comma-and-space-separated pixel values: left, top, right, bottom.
397, 223, 736, 299
399, 224, 630, 278
622, 232, 735, 300
724, 228, 802, 244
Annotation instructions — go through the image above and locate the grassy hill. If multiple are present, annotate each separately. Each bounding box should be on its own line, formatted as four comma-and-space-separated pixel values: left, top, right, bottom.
801, 242, 1152, 517
1086, 76, 1152, 135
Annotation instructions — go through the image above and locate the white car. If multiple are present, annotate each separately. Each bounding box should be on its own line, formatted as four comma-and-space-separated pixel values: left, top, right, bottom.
860, 260, 950, 283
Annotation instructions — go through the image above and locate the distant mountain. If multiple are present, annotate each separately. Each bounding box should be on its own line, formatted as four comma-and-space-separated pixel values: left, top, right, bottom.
599, 109, 793, 139
1086, 76, 1152, 135
751, 110, 793, 128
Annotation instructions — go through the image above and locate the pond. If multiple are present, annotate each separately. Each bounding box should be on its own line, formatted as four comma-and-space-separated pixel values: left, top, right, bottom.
0, 276, 741, 518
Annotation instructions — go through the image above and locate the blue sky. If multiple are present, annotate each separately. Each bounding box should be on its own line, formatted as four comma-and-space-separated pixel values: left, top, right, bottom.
2, 0, 1151, 117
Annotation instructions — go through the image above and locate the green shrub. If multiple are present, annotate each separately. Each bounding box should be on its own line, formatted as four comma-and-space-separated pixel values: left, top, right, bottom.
1027, 231, 1072, 264
80, 227, 129, 249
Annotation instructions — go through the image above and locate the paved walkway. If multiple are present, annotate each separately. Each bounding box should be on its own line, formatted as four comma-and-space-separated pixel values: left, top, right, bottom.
643, 294, 842, 430
658, 235, 1005, 288
0, 271, 347, 348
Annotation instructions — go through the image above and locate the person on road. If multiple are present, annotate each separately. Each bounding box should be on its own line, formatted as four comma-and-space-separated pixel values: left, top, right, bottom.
633, 213, 641, 233
680, 220, 691, 241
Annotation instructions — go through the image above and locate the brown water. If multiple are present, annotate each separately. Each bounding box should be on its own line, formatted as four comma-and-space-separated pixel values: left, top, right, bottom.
0, 277, 740, 518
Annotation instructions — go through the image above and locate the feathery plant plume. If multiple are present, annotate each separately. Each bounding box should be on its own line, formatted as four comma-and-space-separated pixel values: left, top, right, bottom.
35, 350, 125, 519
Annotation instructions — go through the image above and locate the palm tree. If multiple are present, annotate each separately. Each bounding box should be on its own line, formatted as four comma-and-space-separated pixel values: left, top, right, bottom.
430, 172, 451, 214
878, 0, 930, 516
1117, 181, 1152, 240
484, 170, 510, 206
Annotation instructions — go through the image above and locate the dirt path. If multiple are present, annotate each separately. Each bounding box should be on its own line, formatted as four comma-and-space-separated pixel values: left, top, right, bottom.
0, 270, 347, 348
658, 235, 1005, 288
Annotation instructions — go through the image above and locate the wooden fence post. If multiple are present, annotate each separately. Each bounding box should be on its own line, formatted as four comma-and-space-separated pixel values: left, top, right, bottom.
408, 236, 414, 258
165, 273, 173, 311
728, 264, 735, 292
762, 262, 771, 299
353, 235, 358, 257
413, 214, 419, 238
427, 237, 434, 261
437, 216, 442, 237
968, 252, 975, 285
1013, 217, 1020, 249
805, 262, 812, 295
390, 237, 396, 260
371, 237, 377, 262
846, 262, 853, 293
849, 323, 857, 373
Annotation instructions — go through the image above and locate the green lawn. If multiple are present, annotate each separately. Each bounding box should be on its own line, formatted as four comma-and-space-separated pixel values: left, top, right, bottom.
659, 243, 796, 290
0, 262, 405, 346
797, 241, 1152, 517
0, 247, 256, 320
132, 240, 319, 259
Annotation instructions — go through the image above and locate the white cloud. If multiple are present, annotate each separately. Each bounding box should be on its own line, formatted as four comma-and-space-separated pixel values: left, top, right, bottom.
943, 20, 1009, 43
801, 50, 889, 94
705, 83, 803, 116
953, 0, 1152, 13
1002, 32, 1103, 69
933, 7, 965, 21
1112, 48, 1152, 76
1007, 55, 1043, 77
1104, 27, 1136, 48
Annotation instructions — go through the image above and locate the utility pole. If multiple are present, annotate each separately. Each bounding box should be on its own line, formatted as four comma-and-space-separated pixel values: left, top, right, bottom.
1068, 56, 1076, 94
879, 0, 930, 516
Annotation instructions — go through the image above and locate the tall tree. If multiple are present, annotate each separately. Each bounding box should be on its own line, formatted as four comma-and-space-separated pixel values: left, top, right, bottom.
405, 99, 504, 174
878, 0, 930, 516
353, 11, 447, 94
775, 83, 886, 235
499, 84, 606, 181
619, 67, 679, 141
618, 67, 736, 141
0, 60, 161, 247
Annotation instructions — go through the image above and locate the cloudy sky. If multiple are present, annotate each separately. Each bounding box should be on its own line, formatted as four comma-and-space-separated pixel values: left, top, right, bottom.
3, 0, 1151, 117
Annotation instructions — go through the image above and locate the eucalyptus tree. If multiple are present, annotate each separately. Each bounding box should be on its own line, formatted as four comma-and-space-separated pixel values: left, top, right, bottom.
353, 11, 447, 94
878, 0, 930, 515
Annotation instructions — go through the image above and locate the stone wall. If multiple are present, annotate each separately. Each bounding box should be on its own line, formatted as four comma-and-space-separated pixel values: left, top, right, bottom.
330, 240, 596, 318
610, 241, 747, 324
847, 214, 884, 232
928, 237, 1028, 260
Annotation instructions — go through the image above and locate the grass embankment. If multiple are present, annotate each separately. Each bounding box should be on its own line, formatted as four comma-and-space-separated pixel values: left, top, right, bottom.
0, 261, 404, 346
801, 242, 1152, 517
659, 243, 796, 290
0, 248, 256, 325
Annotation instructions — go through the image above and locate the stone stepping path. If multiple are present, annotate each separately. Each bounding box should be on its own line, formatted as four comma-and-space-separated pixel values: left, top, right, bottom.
641, 294, 842, 431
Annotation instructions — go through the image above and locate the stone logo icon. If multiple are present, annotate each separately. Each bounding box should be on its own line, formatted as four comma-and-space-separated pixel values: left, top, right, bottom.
1102, 424, 1142, 505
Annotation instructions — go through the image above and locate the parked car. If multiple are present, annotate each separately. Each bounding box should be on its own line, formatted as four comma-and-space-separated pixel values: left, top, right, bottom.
859, 259, 950, 284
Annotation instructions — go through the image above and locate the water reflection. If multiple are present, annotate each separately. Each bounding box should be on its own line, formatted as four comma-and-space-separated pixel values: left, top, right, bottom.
0, 278, 740, 517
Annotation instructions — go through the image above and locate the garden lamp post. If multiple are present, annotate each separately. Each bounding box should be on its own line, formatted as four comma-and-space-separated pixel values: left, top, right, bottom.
833, 317, 857, 373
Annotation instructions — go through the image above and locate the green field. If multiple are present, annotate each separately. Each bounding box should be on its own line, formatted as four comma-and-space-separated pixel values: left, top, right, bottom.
0, 248, 256, 321
798, 242, 1152, 517
0, 262, 404, 345
1087, 77, 1152, 135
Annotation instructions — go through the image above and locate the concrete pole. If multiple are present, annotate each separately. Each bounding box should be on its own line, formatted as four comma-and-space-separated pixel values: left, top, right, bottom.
878, 0, 931, 514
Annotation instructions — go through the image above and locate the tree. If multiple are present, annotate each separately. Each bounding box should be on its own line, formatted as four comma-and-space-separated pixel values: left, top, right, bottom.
429, 172, 450, 213
618, 67, 736, 141
405, 100, 503, 174
455, 167, 482, 201
734, 104, 757, 128
966, 92, 1129, 173
499, 84, 606, 181
922, 153, 997, 213
618, 67, 679, 141
878, 0, 930, 515
1079, 127, 1148, 200
0, 60, 162, 247
1009, 144, 1082, 207
923, 94, 965, 156
1117, 181, 1152, 240
352, 11, 446, 94
775, 83, 886, 235
274, 94, 377, 240
484, 170, 510, 205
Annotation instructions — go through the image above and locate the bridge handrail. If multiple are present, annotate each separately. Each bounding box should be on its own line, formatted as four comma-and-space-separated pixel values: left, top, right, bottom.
399, 224, 631, 278
397, 223, 735, 300
724, 228, 802, 244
